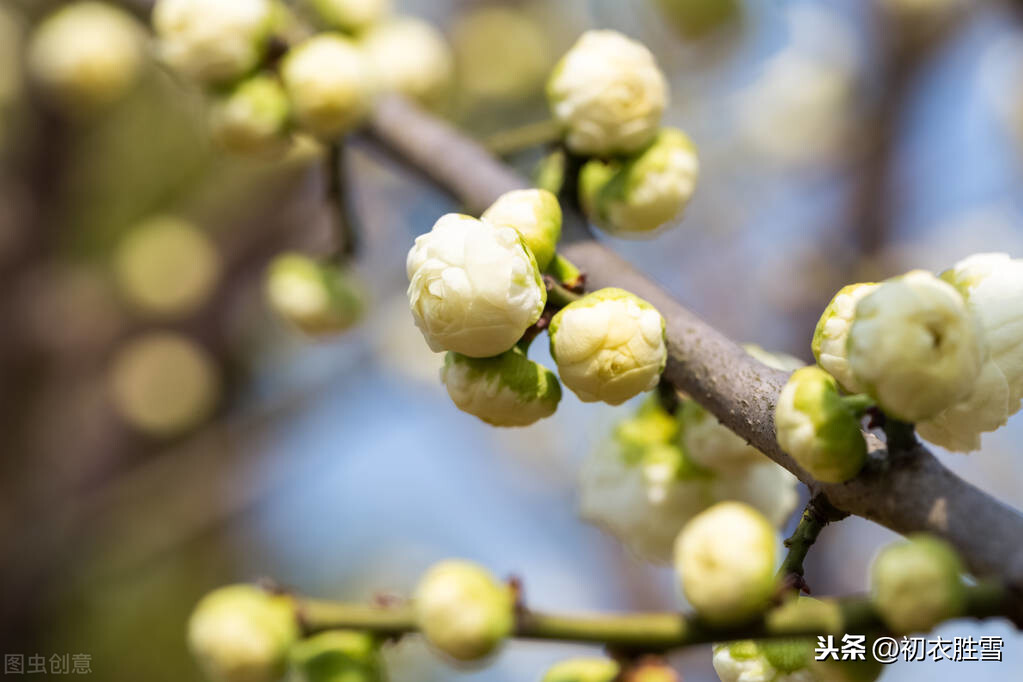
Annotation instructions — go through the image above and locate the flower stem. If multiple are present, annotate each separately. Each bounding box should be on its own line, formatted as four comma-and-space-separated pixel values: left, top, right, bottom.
777, 496, 847, 595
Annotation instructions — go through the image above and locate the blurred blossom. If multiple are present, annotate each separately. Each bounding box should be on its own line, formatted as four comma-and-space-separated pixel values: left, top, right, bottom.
361, 16, 454, 109
653, 0, 741, 41
107, 332, 220, 437
113, 216, 221, 319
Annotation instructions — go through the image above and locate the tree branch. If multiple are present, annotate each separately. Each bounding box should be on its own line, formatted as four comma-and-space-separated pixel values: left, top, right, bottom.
362, 96, 1023, 608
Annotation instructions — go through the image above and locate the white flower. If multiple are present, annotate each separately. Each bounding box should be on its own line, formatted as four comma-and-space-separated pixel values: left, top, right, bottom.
713, 641, 817, 682
549, 288, 666, 405
481, 189, 562, 271
413, 560, 514, 662
406, 214, 546, 357
579, 128, 699, 237
209, 74, 291, 156
812, 283, 879, 394
187, 585, 298, 682
674, 502, 779, 625
547, 30, 668, 156
440, 349, 561, 427
309, 0, 391, 34
280, 34, 375, 138
917, 360, 1009, 453
28, 2, 144, 111
848, 270, 984, 423
265, 253, 364, 337
153, 0, 273, 86
775, 367, 867, 484
361, 17, 453, 108
870, 535, 965, 635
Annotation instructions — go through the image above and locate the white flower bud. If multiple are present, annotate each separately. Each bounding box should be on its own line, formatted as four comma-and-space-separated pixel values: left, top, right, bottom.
265, 253, 364, 337
708, 459, 800, 530
712, 640, 816, 682
579, 128, 699, 237
674, 502, 779, 625
870, 534, 966, 634
361, 17, 453, 108
309, 0, 391, 34
288, 631, 383, 682
812, 283, 879, 394
916, 360, 1009, 452
481, 189, 562, 271
775, 367, 867, 483
209, 75, 291, 156
848, 270, 984, 423
440, 349, 561, 427
187, 584, 299, 682
28, 2, 144, 112
406, 213, 546, 358
678, 400, 763, 473
547, 30, 668, 156
542, 658, 619, 682
549, 288, 666, 405
413, 560, 515, 662
153, 0, 273, 86
280, 34, 375, 139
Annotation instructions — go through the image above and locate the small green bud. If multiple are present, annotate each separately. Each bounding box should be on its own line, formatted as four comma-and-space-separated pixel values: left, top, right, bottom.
775, 366, 867, 483
187, 584, 299, 682
870, 534, 966, 634
288, 631, 384, 682
765, 596, 842, 636
542, 658, 620, 682
413, 560, 515, 662
440, 348, 561, 427
209, 74, 291, 156
481, 189, 562, 271
265, 253, 364, 337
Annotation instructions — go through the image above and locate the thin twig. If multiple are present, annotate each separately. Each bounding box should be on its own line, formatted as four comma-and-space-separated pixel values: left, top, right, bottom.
326, 142, 358, 260
777, 496, 847, 595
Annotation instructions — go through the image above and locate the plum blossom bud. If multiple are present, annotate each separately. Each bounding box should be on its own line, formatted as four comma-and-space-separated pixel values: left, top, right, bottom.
677, 400, 762, 473
187, 585, 299, 682
209, 75, 291, 156
547, 30, 668, 156
848, 270, 984, 423
775, 367, 867, 483
265, 253, 364, 337
413, 560, 514, 662
579, 128, 699, 237
288, 631, 383, 682
549, 288, 666, 405
28, 2, 144, 112
440, 349, 561, 427
712, 640, 814, 682
812, 283, 879, 394
870, 534, 966, 635
708, 459, 799, 529
280, 34, 375, 139
542, 658, 620, 682
310, 0, 391, 34
153, 0, 273, 86
674, 502, 778, 625
361, 17, 453, 109
481, 189, 562, 271
406, 214, 546, 358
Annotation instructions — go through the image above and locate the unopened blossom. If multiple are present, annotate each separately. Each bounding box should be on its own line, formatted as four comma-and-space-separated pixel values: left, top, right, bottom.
674, 502, 778, 625
870, 535, 965, 634
678, 400, 763, 473
280, 34, 375, 138
209, 74, 291, 156
413, 560, 514, 662
440, 349, 561, 427
187, 585, 298, 682
812, 283, 879, 394
310, 0, 390, 34
265, 253, 364, 337
406, 214, 546, 358
547, 30, 668, 156
708, 459, 799, 529
288, 631, 383, 682
362, 17, 453, 108
481, 189, 562, 271
542, 658, 620, 682
153, 0, 273, 86
579, 128, 699, 237
848, 270, 984, 423
549, 288, 666, 405
712, 640, 814, 682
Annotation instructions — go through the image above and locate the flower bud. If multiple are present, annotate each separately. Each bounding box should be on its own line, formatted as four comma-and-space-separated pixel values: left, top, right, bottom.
775, 367, 867, 483
870, 534, 966, 634
309, 0, 391, 34
708, 459, 800, 529
280, 34, 374, 139
209, 74, 291, 156
712, 639, 814, 682
187, 584, 299, 682
28, 2, 144, 112
153, 0, 273, 86
812, 283, 879, 394
481, 189, 562, 271
848, 270, 984, 422
440, 349, 561, 427
361, 17, 453, 109
547, 30, 668, 156
265, 253, 364, 337
674, 502, 778, 625
542, 658, 619, 682
579, 128, 699, 237
413, 560, 515, 662
549, 288, 666, 405
288, 631, 384, 682
677, 400, 762, 473
406, 213, 546, 358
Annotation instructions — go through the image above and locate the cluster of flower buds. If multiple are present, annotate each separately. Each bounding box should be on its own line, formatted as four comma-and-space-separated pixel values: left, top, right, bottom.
547, 31, 699, 236
264, 252, 365, 337
407, 189, 670, 425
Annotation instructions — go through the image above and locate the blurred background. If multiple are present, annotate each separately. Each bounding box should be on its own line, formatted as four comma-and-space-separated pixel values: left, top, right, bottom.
3, 0, 1023, 679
